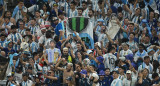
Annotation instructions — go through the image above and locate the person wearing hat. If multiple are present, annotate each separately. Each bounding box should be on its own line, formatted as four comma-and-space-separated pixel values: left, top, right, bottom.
51, 3, 62, 17
96, 56, 105, 73
111, 70, 123, 86
79, 69, 90, 86
104, 68, 113, 86
6, 73, 19, 86
122, 70, 137, 86
93, 18, 104, 33
98, 70, 108, 86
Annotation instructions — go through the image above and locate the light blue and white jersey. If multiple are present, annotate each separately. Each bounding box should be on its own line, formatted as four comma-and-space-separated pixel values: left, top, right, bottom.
61, 1, 70, 17
0, 40, 7, 48
12, 6, 27, 21
120, 49, 133, 57
46, 48, 61, 64
67, 9, 78, 18
111, 78, 123, 86
103, 53, 117, 72
2, 22, 13, 35
40, 10, 50, 21
96, 7, 107, 19
134, 50, 148, 62
7, 33, 22, 51
138, 62, 153, 74
82, 8, 89, 17
89, 17, 96, 26
21, 80, 33, 86
153, 51, 160, 64
30, 41, 39, 53
17, 28, 26, 36
92, 0, 98, 10
95, 31, 109, 47
29, 25, 40, 35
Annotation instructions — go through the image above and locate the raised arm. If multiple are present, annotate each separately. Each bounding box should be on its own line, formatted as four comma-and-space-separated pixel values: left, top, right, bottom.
55, 58, 65, 71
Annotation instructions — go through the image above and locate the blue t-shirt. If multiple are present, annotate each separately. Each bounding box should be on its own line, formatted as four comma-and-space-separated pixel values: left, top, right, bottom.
55, 23, 63, 36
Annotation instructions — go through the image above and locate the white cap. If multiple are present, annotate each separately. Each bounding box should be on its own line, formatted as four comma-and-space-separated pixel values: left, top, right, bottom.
155, 10, 159, 14
87, 50, 92, 54
96, 42, 101, 48
119, 57, 126, 61
126, 70, 132, 74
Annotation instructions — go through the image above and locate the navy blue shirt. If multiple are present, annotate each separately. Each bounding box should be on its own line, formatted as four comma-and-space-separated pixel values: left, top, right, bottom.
51, 9, 63, 17
45, 77, 60, 86
100, 75, 113, 86
3, 48, 16, 57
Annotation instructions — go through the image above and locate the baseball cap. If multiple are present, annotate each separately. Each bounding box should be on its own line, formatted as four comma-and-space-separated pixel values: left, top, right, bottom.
126, 70, 132, 74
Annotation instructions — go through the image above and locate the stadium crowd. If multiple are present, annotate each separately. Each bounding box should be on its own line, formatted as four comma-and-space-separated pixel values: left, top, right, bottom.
0, 0, 160, 86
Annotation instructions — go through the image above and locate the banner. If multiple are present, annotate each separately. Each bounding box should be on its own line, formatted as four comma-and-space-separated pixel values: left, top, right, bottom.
66, 17, 94, 49
107, 14, 120, 39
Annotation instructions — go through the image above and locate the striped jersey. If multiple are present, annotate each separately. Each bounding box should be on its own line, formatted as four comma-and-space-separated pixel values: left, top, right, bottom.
111, 78, 123, 86
7, 33, 22, 51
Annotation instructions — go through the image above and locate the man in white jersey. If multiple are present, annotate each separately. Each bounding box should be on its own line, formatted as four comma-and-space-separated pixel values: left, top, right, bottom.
103, 47, 117, 72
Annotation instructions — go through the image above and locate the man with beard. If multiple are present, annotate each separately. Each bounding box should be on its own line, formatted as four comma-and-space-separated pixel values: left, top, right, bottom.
55, 61, 75, 85
88, 9, 96, 26
77, 7, 83, 16
35, 10, 44, 25
61, 47, 72, 63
